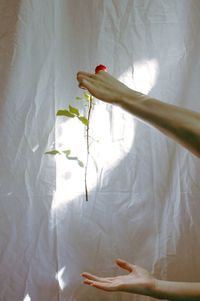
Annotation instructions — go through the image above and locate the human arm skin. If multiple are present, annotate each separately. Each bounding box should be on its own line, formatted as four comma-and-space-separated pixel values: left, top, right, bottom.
154, 280, 200, 300
82, 259, 200, 301
77, 71, 200, 158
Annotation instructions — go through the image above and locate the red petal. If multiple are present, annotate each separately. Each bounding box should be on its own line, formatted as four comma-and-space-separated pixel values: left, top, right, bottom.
95, 64, 108, 74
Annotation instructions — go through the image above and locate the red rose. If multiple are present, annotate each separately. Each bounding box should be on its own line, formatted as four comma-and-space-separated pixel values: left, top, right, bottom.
95, 64, 108, 74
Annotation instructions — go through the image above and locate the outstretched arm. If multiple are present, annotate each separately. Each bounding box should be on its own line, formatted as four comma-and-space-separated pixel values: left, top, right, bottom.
77, 71, 200, 158
82, 259, 200, 301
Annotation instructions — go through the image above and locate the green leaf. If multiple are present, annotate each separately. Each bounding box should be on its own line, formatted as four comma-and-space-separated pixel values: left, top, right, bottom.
67, 156, 78, 161
78, 160, 84, 167
67, 156, 84, 167
83, 92, 91, 102
62, 149, 84, 167
75, 96, 82, 100
69, 105, 80, 116
56, 110, 75, 117
45, 150, 61, 155
78, 116, 89, 126
62, 150, 71, 157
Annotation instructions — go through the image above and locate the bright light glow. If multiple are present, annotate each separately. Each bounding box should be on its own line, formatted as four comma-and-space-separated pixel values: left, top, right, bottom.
32, 144, 39, 152
23, 294, 31, 301
52, 59, 158, 209
52, 103, 136, 209
52, 117, 86, 209
90, 104, 136, 168
55, 266, 66, 290
119, 58, 159, 94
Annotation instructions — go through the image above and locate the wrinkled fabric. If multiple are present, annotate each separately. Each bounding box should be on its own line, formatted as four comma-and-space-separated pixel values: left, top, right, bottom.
0, 1, 200, 301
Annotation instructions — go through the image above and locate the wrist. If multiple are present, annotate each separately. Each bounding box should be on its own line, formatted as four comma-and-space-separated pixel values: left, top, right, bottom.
120, 88, 147, 109
151, 279, 166, 299
142, 278, 158, 298
128, 278, 157, 298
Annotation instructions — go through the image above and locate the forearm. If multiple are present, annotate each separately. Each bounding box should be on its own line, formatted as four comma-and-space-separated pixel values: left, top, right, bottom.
151, 280, 200, 301
77, 71, 200, 157
119, 91, 200, 158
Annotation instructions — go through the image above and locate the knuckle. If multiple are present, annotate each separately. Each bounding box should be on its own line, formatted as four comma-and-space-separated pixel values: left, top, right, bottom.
91, 74, 98, 79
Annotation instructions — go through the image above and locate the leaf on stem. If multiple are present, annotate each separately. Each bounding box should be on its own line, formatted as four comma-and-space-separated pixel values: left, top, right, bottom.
67, 156, 78, 160
62, 150, 84, 167
62, 150, 71, 157
69, 105, 80, 116
78, 116, 89, 126
45, 150, 61, 155
56, 110, 75, 118
83, 92, 91, 102
78, 160, 84, 167
67, 156, 84, 168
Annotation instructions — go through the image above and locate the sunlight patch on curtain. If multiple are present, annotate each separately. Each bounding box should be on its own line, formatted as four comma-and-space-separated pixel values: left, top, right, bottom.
52, 58, 158, 209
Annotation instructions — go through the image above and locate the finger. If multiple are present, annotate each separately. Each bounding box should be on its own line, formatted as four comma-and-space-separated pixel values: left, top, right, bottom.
81, 272, 109, 282
83, 279, 94, 285
78, 78, 95, 93
116, 258, 134, 273
77, 71, 93, 81
78, 83, 87, 90
78, 78, 90, 90
77, 73, 95, 83
83, 277, 113, 286
91, 281, 118, 292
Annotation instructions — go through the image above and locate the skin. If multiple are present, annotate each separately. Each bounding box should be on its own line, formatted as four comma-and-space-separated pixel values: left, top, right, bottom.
77, 70, 200, 300
77, 71, 200, 158
82, 259, 156, 296
81, 259, 200, 300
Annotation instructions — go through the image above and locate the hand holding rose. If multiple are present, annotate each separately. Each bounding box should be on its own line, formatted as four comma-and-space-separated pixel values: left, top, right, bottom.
77, 66, 200, 158
77, 67, 136, 105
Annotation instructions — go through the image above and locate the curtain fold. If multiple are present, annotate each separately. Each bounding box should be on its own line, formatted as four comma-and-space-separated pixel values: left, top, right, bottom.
0, 1, 200, 301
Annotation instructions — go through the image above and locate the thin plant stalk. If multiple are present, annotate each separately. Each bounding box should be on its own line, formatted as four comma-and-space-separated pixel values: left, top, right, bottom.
84, 95, 93, 201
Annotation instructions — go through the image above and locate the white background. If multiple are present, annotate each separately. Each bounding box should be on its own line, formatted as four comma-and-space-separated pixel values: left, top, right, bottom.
0, 1, 200, 300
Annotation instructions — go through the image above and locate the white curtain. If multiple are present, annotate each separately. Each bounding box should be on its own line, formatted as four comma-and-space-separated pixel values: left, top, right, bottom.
0, 1, 200, 300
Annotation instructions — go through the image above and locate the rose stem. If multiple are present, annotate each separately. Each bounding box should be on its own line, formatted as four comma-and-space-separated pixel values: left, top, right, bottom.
84, 95, 93, 201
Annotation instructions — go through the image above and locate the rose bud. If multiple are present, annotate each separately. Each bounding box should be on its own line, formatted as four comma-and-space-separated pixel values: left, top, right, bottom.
95, 64, 108, 74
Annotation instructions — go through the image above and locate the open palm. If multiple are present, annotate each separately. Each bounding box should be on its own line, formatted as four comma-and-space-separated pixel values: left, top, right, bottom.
82, 259, 155, 295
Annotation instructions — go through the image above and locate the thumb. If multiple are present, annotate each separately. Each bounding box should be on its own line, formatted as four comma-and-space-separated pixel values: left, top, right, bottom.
116, 258, 134, 273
